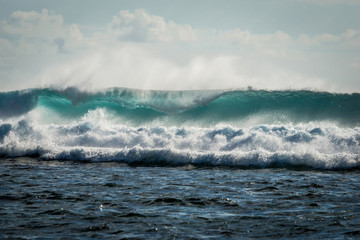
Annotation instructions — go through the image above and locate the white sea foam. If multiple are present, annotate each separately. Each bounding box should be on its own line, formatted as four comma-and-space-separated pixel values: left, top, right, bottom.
1, 108, 359, 169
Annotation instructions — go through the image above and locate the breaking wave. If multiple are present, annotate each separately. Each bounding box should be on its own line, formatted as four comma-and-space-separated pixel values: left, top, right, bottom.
0, 87, 359, 170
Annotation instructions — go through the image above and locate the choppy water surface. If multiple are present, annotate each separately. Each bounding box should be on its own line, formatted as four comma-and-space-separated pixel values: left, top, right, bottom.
1, 158, 359, 239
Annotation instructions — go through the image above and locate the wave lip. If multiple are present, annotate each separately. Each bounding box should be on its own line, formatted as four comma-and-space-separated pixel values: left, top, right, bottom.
1, 88, 360, 125
0, 89, 39, 118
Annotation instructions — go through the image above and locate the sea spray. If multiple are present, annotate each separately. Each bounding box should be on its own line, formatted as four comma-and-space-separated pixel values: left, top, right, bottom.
0, 87, 359, 169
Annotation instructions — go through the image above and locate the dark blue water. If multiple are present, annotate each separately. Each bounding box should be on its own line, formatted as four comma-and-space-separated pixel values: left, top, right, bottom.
1, 158, 359, 239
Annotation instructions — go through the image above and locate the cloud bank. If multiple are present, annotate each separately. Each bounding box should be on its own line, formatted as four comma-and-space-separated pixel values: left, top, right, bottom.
0, 9, 359, 92
295, 0, 360, 5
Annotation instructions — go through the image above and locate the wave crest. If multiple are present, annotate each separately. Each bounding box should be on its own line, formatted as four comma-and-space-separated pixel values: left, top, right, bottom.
1, 87, 360, 126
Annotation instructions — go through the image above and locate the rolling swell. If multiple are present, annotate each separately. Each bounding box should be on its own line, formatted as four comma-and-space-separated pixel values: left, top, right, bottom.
182, 90, 360, 125
0, 88, 359, 124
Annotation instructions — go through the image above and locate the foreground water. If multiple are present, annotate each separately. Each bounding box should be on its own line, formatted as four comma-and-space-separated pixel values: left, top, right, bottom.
1, 158, 359, 239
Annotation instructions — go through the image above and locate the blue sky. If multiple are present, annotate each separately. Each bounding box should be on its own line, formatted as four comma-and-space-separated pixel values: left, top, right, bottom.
0, 0, 359, 92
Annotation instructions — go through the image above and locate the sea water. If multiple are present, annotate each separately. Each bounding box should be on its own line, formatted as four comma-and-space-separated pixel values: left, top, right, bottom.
1, 158, 359, 239
0, 87, 359, 238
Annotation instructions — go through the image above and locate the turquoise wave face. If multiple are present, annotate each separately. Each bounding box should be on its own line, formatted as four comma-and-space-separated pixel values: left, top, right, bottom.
1, 87, 360, 169
182, 90, 360, 125
1, 87, 360, 126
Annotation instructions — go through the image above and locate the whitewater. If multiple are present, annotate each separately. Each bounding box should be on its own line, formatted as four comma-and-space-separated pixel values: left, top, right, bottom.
1, 87, 359, 170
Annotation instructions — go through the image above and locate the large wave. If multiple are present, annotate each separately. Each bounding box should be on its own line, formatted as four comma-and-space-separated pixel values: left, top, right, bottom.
1, 87, 360, 125
0, 87, 359, 169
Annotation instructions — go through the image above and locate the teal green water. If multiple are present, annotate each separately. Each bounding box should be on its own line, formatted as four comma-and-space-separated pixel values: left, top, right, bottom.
1, 88, 360, 126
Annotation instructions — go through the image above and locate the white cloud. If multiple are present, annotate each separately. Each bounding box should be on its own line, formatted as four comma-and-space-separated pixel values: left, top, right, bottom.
0, 9, 87, 54
0, 9, 359, 92
220, 29, 291, 46
350, 58, 360, 69
342, 29, 360, 46
219, 29, 292, 57
295, 0, 360, 5
298, 29, 360, 46
0, 37, 14, 55
1, 9, 64, 38
111, 9, 198, 42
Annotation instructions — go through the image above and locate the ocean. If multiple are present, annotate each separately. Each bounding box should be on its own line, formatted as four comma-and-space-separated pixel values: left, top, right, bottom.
0, 87, 360, 239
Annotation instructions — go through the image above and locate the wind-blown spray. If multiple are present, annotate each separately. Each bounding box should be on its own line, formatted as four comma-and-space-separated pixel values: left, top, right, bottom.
0, 87, 359, 169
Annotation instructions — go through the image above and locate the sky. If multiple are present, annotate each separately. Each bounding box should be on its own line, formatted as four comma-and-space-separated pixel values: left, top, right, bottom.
0, 0, 359, 92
